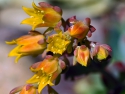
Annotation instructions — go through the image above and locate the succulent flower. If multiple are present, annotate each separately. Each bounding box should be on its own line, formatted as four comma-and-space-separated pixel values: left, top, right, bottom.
74, 45, 90, 66
6, 31, 46, 63
27, 55, 64, 93
67, 17, 96, 38
67, 21, 89, 39
21, 2, 62, 30
5, 1, 114, 94
47, 32, 71, 54
19, 85, 38, 94
9, 84, 39, 94
90, 43, 112, 60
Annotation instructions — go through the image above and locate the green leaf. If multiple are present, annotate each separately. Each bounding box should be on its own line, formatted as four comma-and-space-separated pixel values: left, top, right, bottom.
121, 90, 125, 94
47, 85, 58, 94
66, 40, 73, 54
55, 74, 61, 85
63, 55, 70, 66
73, 56, 77, 65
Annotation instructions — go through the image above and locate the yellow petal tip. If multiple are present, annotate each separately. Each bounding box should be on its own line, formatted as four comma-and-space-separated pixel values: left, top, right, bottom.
5, 40, 16, 45
14, 55, 22, 63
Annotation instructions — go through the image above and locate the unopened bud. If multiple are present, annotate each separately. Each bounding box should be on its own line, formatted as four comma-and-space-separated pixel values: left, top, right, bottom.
74, 45, 90, 66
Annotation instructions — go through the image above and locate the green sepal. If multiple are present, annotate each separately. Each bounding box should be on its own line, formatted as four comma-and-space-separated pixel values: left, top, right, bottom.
63, 55, 70, 66
55, 74, 61, 85
47, 85, 58, 94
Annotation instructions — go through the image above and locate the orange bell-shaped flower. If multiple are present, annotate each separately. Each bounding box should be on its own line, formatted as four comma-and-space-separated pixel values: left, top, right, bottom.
21, 2, 62, 30
6, 31, 47, 63
27, 55, 65, 93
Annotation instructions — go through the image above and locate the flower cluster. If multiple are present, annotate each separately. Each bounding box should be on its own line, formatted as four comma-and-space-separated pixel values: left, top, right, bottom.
7, 2, 112, 94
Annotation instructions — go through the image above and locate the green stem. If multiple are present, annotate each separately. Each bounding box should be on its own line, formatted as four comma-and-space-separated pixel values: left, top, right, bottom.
43, 27, 53, 35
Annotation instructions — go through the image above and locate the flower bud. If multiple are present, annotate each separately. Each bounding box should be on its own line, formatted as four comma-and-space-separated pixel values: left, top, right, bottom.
91, 43, 112, 60
10, 85, 24, 94
9, 84, 38, 94
68, 21, 89, 39
19, 85, 38, 94
74, 45, 90, 66
59, 59, 66, 70
97, 46, 110, 60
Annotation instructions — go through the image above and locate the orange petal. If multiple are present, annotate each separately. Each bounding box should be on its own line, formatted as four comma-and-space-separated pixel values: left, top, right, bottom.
68, 21, 89, 39
76, 46, 90, 66
97, 46, 108, 60
17, 35, 45, 45
43, 12, 61, 23
36, 57, 58, 74
18, 42, 46, 54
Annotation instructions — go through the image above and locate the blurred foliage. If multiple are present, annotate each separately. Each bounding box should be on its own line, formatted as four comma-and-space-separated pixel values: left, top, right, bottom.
74, 73, 107, 94
47, 0, 117, 17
